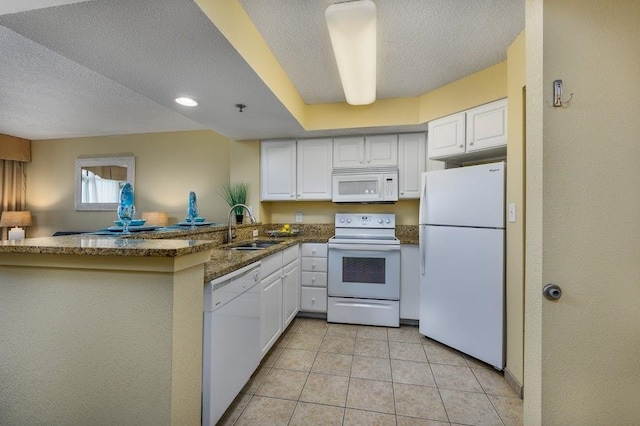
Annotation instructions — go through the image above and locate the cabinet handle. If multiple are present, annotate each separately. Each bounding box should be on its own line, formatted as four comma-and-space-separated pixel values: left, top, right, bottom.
311, 297, 315, 304
290, 194, 295, 197
312, 277, 315, 282
312, 263, 316, 270
459, 144, 464, 148
312, 249, 316, 254
469, 142, 474, 146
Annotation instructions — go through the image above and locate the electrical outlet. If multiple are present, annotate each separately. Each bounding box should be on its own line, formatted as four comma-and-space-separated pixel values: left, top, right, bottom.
295, 212, 303, 223
252, 229, 259, 237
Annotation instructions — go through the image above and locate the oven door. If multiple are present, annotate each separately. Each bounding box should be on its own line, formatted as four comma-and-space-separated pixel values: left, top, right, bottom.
328, 244, 400, 300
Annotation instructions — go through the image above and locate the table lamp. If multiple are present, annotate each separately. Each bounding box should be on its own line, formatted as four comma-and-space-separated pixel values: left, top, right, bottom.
0, 210, 33, 240
141, 211, 169, 227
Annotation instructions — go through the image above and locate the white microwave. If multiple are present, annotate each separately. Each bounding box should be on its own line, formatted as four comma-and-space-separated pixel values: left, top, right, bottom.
332, 168, 399, 203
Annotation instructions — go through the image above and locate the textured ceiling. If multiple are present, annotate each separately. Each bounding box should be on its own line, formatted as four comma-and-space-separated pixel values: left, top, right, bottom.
0, 0, 524, 141
239, 0, 525, 104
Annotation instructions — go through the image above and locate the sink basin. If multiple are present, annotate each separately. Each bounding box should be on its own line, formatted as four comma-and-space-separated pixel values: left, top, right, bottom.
230, 241, 281, 251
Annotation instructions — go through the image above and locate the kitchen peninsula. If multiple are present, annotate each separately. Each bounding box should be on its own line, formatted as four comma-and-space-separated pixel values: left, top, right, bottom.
0, 223, 338, 425
0, 234, 216, 426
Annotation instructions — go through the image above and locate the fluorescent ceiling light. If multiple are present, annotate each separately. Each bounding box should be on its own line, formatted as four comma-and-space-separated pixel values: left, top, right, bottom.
325, 0, 376, 105
175, 97, 198, 107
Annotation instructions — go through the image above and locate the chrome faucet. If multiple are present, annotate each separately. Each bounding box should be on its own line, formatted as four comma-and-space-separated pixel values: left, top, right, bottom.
227, 203, 257, 244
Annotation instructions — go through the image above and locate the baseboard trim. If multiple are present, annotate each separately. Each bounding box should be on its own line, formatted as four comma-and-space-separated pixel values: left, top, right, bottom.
504, 367, 524, 398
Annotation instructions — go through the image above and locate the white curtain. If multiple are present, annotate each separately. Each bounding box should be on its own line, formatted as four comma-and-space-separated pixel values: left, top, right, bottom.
81, 169, 122, 203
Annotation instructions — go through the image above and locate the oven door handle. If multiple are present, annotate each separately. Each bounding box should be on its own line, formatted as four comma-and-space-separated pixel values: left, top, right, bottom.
328, 244, 400, 252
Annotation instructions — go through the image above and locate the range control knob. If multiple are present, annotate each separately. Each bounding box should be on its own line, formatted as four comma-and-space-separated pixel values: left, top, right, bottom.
339, 218, 345, 223
378, 219, 383, 224
385, 218, 391, 224
346, 218, 352, 223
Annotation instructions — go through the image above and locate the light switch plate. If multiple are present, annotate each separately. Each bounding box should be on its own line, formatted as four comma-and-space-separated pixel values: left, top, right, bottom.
295, 212, 303, 223
508, 203, 516, 223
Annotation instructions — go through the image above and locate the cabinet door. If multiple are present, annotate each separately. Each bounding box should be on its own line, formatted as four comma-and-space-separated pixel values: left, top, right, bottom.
282, 260, 300, 328
333, 136, 365, 168
466, 99, 507, 152
398, 133, 426, 199
366, 134, 398, 167
260, 140, 297, 200
297, 138, 332, 200
400, 245, 420, 320
260, 271, 283, 356
427, 112, 466, 159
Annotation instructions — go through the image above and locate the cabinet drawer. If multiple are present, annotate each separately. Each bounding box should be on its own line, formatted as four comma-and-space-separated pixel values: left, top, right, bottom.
301, 258, 327, 273
261, 251, 283, 278
300, 287, 327, 312
301, 243, 328, 257
282, 245, 299, 265
301, 271, 327, 287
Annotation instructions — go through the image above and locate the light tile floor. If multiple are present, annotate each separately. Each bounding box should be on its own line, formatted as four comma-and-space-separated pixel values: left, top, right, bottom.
218, 318, 523, 426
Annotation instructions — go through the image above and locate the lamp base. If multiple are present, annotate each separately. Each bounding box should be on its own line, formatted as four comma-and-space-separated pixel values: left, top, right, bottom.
8, 227, 25, 240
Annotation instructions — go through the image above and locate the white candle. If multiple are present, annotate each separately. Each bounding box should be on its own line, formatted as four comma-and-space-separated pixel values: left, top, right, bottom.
8, 227, 25, 240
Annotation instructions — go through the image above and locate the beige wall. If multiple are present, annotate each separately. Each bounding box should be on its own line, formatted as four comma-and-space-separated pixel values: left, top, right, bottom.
505, 31, 526, 390
526, 0, 640, 423
26, 130, 231, 237
229, 139, 263, 221
0, 255, 205, 425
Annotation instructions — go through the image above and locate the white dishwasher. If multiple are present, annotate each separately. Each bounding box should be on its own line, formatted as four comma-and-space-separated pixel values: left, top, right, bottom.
202, 262, 261, 426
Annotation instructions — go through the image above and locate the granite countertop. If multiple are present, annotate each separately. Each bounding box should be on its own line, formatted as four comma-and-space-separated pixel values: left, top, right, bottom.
205, 234, 333, 282
0, 235, 217, 257
0, 223, 418, 280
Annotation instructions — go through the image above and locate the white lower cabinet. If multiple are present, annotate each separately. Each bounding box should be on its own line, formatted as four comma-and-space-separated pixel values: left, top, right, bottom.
299, 243, 328, 313
260, 245, 300, 357
300, 287, 327, 312
260, 269, 283, 356
400, 245, 420, 320
282, 259, 300, 327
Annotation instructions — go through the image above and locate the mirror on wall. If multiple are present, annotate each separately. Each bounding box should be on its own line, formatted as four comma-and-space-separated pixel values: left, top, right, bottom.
74, 155, 135, 211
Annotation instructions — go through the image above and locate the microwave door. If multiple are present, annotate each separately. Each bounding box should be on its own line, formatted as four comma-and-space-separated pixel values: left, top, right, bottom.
333, 175, 383, 202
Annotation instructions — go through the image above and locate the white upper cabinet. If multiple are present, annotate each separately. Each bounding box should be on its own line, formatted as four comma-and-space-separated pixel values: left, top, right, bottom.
398, 133, 426, 199
333, 135, 398, 168
427, 113, 466, 159
296, 138, 333, 200
333, 136, 365, 168
428, 98, 507, 164
365, 134, 398, 167
466, 98, 508, 152
261, 140, 296, 201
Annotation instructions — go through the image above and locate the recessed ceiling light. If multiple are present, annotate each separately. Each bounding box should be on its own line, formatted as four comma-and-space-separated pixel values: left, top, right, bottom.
175, 97, 198, 107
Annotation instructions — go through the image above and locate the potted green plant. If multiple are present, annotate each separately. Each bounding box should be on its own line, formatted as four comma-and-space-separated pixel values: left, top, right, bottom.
219, 182, 249, 224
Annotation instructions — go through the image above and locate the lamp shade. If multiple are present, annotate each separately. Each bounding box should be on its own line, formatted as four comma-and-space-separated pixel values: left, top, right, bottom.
0, 211, 33, 227
325, 0, 377, 105
141, 211, 169, 227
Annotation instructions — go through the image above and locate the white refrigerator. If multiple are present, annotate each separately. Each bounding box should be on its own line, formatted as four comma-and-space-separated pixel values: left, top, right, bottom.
419, 161, 505, 370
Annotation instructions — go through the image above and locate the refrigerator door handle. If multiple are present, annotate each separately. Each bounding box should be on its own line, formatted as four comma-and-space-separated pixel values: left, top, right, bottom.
419, 226, 426, 276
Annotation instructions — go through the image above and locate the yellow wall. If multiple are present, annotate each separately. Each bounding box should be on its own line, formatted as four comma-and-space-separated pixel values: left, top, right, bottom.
505, 31, 526, 391
26, 130, 231, 237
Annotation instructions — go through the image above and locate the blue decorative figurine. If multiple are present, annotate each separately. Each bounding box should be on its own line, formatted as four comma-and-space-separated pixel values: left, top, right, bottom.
188, 191, 199, 228
117, 182, 136, 235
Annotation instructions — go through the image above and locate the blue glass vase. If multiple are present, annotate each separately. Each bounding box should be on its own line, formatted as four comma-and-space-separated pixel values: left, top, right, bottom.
187, 191, 199, 229
117, 183, 135, 235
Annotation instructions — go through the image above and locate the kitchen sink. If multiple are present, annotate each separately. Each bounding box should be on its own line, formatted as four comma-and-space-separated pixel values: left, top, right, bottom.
230, 241, 281, 251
